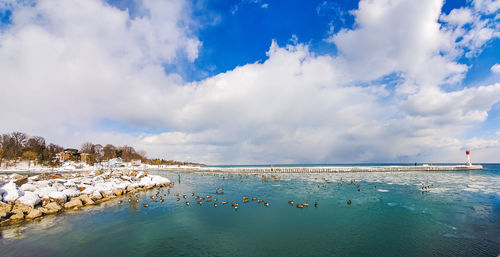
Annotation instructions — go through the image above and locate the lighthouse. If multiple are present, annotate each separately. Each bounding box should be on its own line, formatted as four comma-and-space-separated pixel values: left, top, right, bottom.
465, 150, 471, 166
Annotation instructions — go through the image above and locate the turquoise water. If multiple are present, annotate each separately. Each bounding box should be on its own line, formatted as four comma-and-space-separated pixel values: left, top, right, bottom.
1, 164, 500, 256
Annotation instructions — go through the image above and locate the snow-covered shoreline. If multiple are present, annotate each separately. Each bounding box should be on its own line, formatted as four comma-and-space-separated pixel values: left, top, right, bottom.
0, 170, 170, 226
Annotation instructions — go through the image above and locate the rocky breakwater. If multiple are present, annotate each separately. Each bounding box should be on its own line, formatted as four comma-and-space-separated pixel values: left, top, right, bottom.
0, 171, 170, 226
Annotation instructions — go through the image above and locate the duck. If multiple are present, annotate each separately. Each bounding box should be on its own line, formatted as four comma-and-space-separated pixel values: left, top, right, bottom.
185, 201, 190, 206
264, 202, 269, 207
243, 196, 249, 200
200, 197, 205, 201
303, 202, 309, 207
258, 199, 264, 203
296, 204, 304, 208
197, 201, 202, 205
206, 195, 212, 198
347, 200, 352, 205
314, 202, 318, 207
191, 193, 195, 196
234, 206, 238, 210
214, 203, 218, 208
143, 203, 149, 207
222, 201, 229, 205
251, 197, 257, 201
214, 198, 218, 202
288, 201, 294, 205
160, 199, 164, 203
243, 199, 249, 203
175, 193, 179, 196
195, 196, 199, 199
183, 195, 187, 199
206, 198, 212, 202
231, 203, 239, 207
176, 197, 181, 201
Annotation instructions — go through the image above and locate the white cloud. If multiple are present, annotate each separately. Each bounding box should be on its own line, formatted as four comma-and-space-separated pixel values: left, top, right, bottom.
261, 3, 269, 9
1, 0, 500, 164
491, 63, 500, 74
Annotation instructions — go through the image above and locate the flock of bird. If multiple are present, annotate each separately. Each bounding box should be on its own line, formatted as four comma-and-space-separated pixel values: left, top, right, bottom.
132, 175, 432, 210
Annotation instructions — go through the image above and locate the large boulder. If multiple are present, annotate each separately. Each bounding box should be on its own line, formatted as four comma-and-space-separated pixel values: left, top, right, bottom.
0, 202, 12, 213
1, 182, 23, 203
64, 198, 83, 209
48, 191, 67, 205
26, 209, 42, 219
79, 195, 94, 206
20, 183, 37, 192
90, 191, 103, 201
41, 202, 62, 214
12, 204, 33, 214
17, 191, 41, 207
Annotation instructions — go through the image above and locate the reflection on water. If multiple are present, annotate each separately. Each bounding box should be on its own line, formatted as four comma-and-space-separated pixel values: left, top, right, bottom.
1, 165, 500, 256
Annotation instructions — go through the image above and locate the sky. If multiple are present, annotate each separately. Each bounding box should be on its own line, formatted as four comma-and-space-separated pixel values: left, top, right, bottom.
0, 0, 499, 164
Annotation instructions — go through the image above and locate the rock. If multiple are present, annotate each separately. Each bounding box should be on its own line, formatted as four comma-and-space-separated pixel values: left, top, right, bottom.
20, 183, 37, 192
26, 209, 42, 219
0, 203, 12, 213
43, 202, 62, 214
79, 195, 95, 206
17, 191, 41, 207
48, 191, 67, 205
12, 204, 33, 214
101, 191, 115, 198
126, 185, 135, 192
64, 198, 83, 209
1, 182, 23, 203
90, 190, 103, 201
112, 189, 123, 196
14, 177, 28, 187
78, 186, 86, 192
7, 211, 24, 223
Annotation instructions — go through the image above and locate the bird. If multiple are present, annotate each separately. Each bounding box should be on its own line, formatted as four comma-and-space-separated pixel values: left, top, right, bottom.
347, 200, 352, 205
243, 196, 249, 200
176, 198, 180, 201
191, 193, 195, 196
185, 201, 190, 206
222, 201, 228, 205
296, 204, 303, 208
288, 201, 294, 205
183, 195, 187, 199
243, 199, 249, 203
214, 203, 218, 208
258, 199, 263, 203
303, 203, 309, 207
175, 193, 179, 196
231, 203, 239, 207
214, 198, 218, 202
234, 206, 238, 210
251, 197, 257, 201
206, 198, 212, 202
314, 202, 318, 207
264, 202, 269, 207
195, 196, 199, 199
143, 203, 148, 207
197, 201, 202, 205
207, 195, 212, 198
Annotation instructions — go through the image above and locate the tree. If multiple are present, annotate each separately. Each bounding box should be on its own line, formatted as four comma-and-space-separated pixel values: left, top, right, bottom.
22, 151, 38, 167
103, 144, 116, 160
25, 136, 46, 163
11, 132, 27, 160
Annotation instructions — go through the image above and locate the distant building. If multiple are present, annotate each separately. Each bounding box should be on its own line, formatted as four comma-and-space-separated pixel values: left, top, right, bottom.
80, 153, 89, 163
55, 151, 71, 162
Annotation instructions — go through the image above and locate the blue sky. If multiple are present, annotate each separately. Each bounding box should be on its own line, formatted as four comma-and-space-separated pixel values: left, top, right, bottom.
0, 0, 499, 164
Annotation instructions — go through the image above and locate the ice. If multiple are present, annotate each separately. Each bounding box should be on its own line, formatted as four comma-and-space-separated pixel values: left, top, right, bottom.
17, 191, 41, 207
377, 189, 389, 192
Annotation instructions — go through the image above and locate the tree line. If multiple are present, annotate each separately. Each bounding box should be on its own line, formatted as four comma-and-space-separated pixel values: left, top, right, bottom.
0, 131, 199, 167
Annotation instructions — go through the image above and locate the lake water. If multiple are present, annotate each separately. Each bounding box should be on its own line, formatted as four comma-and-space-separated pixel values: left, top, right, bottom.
1, 164, 500, 256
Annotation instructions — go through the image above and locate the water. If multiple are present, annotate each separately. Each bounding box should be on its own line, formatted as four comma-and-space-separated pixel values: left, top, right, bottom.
1, 164, 500, 256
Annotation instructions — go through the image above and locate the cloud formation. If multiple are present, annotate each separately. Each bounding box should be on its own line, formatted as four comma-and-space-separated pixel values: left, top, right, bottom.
0, 0, 499, 164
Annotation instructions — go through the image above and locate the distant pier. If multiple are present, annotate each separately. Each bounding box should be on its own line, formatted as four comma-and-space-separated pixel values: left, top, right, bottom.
172, 165, 483, 173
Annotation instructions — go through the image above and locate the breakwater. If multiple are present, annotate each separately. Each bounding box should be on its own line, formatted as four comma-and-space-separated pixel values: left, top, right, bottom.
172, 165, 483, 173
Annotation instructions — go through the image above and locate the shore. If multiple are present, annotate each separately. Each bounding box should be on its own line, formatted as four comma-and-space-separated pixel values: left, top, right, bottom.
0, 170, 170, 227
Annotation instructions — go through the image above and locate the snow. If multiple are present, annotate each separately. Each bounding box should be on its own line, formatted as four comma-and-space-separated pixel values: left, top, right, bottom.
48, 191, 67, 202
17, 191, 41, 207
91, 190, 103, 200
0, 179, 6, 187
20, 183, 37, 192
1, 182, 23, 203
62, 188, 81, 198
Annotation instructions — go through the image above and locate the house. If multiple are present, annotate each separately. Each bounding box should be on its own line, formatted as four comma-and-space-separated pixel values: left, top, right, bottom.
80, 153, 89, 162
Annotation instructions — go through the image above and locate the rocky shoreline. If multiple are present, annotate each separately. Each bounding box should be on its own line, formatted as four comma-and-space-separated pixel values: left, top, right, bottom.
0, 170, 171, 227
